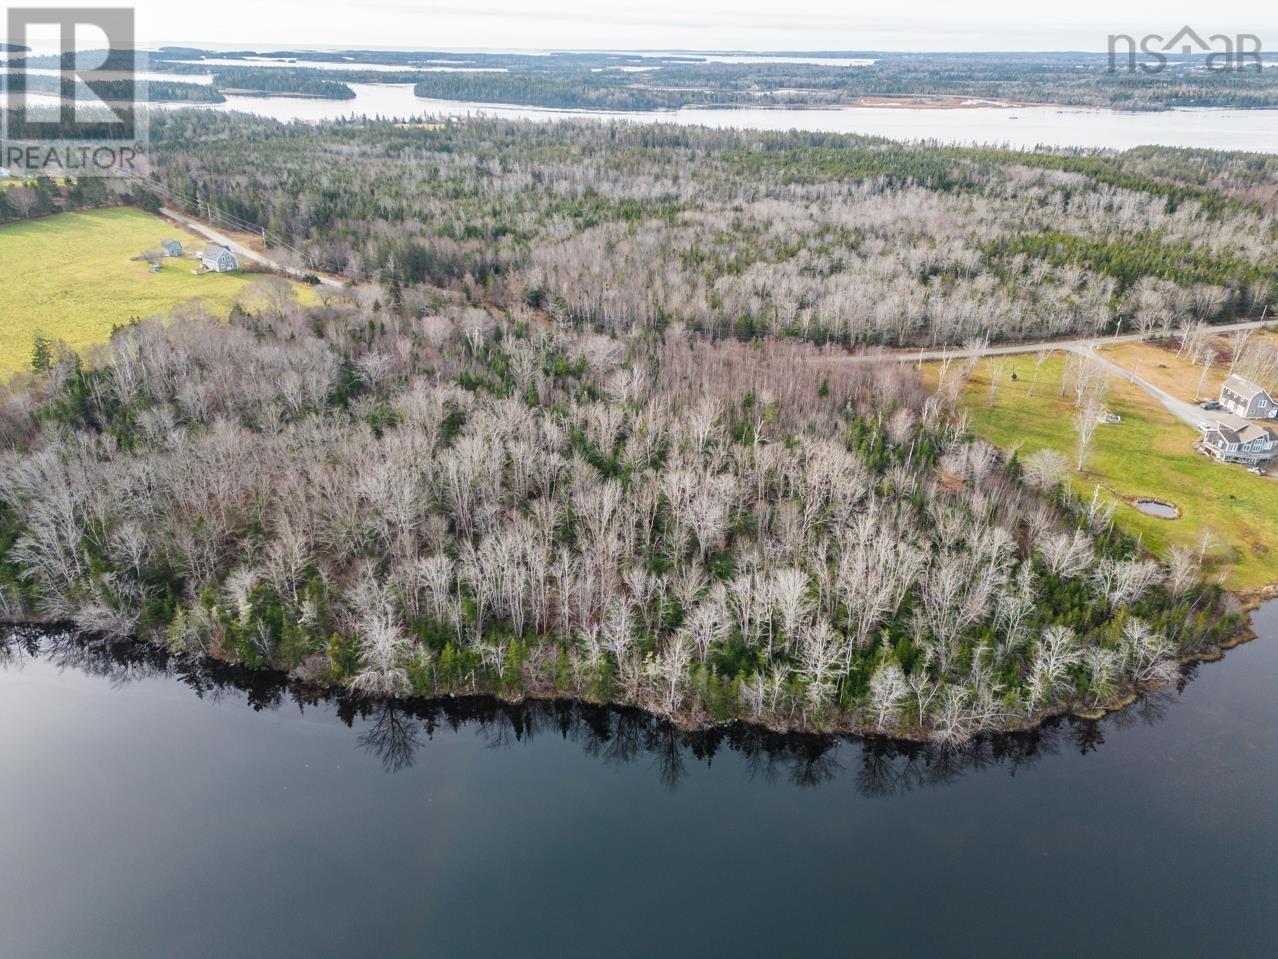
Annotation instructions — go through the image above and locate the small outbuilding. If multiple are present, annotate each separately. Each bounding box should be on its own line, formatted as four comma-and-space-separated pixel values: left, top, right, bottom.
161, 239, 183, 257
199, 243, 238, 273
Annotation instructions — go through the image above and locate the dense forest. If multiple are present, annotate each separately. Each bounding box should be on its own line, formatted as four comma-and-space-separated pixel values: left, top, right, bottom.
0, 290, 1237, 741
142, 113, 1278, 347
0, 104, 1268, 740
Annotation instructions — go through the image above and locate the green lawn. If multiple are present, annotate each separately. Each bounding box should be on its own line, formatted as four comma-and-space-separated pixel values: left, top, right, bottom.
946, 355, 1278, 591
0, 208, 303, 377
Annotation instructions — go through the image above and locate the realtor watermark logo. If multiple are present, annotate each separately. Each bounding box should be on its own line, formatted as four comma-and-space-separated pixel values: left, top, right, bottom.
1108, 26, 1264, 73
1, 7, 145, 176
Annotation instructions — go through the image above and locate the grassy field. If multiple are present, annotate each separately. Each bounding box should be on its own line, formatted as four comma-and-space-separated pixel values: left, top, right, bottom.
940, 354, 1278, 591
1096, 340, 1232, 403
1093, 332, 1278, 406
0, 208, 309, 378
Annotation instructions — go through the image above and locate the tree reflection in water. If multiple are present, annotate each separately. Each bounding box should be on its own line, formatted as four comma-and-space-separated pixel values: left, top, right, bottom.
2, 626, 1182, 793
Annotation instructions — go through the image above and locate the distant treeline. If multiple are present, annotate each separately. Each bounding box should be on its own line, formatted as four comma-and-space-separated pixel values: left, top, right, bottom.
412, 73, 717, 111
0, 174, 119, 224
0, 71, 224, 103
21, 47, 1278, 112
4, 53, 354, 101
163, 47, 1278, 112
211, 68, 356, 100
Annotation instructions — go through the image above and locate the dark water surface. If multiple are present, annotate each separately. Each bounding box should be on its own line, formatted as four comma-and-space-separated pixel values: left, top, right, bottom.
2, 605, 1276, 958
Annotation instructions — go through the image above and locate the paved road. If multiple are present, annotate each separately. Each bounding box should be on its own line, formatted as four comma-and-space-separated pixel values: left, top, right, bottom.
843, 318, 1272, 364
161, 207, 345, 288
846, 320, 1271, 431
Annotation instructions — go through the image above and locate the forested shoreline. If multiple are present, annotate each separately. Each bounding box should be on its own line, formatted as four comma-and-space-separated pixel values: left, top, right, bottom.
0, 70, 225, 103
13, 47, 1278, 112
0, 289, 1241, 742
1, 56, 356, 101
2, 112, 1272, 742
210, 68, 355, 99
0, 621, 1196, 783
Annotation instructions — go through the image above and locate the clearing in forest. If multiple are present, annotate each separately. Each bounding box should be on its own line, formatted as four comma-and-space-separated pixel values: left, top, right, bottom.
0, 207, 309, 377
939, 353, 1278, 591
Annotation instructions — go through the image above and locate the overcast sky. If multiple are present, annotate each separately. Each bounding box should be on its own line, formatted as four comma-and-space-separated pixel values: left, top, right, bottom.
6, 0, 1278, 52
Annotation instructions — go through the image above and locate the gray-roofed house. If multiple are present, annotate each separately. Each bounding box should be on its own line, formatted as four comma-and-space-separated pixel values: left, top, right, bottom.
161, 239, 183, 257
1219, 374, 1276, 420
200, 243, 238, 273
1199, 412, 1278, 466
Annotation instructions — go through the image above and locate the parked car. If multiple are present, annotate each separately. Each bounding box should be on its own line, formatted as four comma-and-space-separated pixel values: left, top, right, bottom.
1199, 400, 1221, 410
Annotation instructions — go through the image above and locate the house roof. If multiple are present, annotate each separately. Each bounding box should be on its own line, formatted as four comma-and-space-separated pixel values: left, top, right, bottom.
1222, 373, 1270, 401
1238, 423, 1277, 444
1207, 424, 1239, 445
203, 243, 233, 260
1206, 415, 1276, 446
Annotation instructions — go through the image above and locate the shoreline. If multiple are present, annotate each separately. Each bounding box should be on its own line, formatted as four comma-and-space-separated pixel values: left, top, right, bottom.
2, 589, 1267, 744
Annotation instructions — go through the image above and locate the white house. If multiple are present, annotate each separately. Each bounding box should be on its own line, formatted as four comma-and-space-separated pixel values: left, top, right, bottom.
1219, 374, 1276, 420
1200, 414, 1278, 467
200, 243, 238, 273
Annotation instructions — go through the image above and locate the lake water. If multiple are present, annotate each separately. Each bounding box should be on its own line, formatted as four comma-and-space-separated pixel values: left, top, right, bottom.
1, 603, 1275, 958
11, 61, 1278, 151
14, 66, 217, 84
142, 83, 1278, 152
171, 57, 507, 73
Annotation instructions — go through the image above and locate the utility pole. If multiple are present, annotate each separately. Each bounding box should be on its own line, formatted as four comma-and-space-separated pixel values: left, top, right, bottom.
1195, 354, 1212, 401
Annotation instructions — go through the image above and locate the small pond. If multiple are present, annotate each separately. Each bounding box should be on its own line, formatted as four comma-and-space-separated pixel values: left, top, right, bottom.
1134, 498, 1179, 519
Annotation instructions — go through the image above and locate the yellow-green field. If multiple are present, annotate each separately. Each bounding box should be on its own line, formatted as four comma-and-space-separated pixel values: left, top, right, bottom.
1094, 340, 1232, 403
940, 355, 1278, 591
0, 208, 308, 377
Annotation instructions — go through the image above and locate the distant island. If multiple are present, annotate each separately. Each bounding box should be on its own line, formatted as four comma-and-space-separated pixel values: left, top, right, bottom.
16, 46, 1276, 113
0, 70, 226, 103
2, 54, 356, 101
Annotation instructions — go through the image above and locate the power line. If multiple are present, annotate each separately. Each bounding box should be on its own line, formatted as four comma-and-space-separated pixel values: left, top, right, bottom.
118, 169, 372, 281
